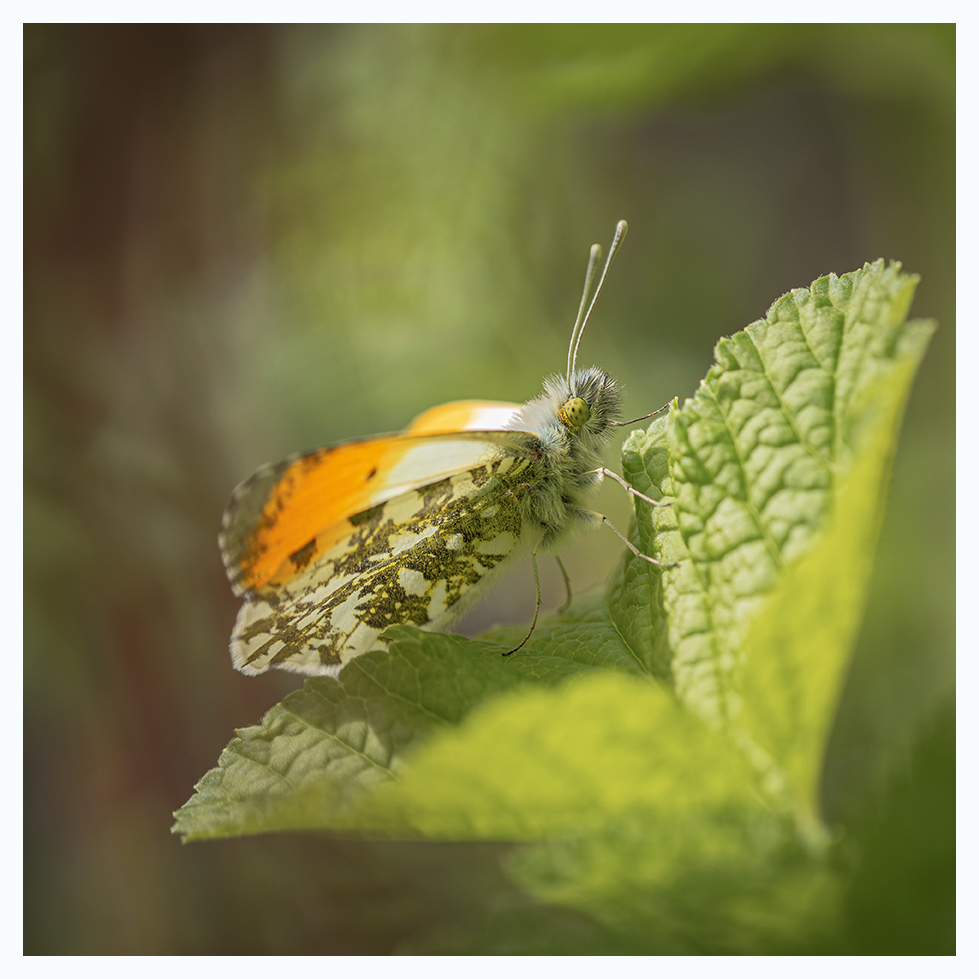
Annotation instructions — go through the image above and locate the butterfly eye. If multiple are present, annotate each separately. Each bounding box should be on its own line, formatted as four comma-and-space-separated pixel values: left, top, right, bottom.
559, 396, 591, 431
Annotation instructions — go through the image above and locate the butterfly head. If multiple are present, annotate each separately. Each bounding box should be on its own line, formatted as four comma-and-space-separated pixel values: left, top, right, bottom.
514, 367, 621, 448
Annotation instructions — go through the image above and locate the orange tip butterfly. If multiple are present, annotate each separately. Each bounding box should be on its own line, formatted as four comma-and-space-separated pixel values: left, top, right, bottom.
219, 220, 674, 677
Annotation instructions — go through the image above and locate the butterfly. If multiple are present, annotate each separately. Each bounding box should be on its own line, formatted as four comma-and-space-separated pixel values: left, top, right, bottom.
219, 220, 674, 678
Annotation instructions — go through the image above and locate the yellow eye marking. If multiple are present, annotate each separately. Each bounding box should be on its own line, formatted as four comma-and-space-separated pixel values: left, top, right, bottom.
558, 396, 590, 431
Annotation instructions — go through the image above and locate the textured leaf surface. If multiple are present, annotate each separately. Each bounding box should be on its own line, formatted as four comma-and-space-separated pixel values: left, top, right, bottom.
174, 603, 634, 841
479, 587, 649, 676
354, 671, 762, 838
622, 261, 935, 829
505, 810, 844, 954
735, 325, 935, 830
362, 670, 842, 952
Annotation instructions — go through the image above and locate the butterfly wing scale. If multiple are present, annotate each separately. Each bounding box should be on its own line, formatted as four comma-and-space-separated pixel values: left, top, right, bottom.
220, 427, 534, 597
406, 400, 521, 435
230, 450, 537, 676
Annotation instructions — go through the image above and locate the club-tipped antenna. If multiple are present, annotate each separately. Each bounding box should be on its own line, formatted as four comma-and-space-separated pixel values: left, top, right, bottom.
569, 219, 628, 384
566, 243, 602, 391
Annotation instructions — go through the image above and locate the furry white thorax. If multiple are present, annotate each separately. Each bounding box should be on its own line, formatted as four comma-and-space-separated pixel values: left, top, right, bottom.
505, 366, 623, 551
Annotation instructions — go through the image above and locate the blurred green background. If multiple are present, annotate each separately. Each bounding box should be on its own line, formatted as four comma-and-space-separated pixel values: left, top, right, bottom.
24, 24, 953, 953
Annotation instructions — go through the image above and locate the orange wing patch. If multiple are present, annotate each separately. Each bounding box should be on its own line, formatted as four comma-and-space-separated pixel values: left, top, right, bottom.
229, 455, 534, 676
239, 438, 404, 592
221, 428, 535, 595
407, 400, 520, 435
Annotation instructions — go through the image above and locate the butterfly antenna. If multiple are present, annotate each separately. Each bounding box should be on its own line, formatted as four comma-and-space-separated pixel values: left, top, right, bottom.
566, 243, 602, 393
570, 219, 628, 383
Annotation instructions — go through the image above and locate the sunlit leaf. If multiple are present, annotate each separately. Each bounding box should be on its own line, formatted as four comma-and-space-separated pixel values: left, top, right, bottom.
622, 261, 935, 832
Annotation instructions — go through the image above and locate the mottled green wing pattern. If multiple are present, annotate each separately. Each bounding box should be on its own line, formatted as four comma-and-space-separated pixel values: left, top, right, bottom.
231, 456, 535, 675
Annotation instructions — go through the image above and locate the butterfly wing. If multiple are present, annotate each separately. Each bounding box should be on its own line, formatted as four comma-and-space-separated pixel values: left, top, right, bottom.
406, 399, 521, 435
220, 400, 544, 676
228, 445, 537, 676
220, 424, 527, 597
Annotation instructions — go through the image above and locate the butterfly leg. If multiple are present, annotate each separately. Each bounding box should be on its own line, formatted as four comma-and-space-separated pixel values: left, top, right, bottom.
587, 466, 672, 507
555, 555, 573, 613
503, 550, 542, 657
590, 510, 679, 568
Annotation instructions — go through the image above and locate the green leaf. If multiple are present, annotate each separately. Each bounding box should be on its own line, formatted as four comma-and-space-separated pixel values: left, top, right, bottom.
173, 604, 636, 841
736, 318, 936, 832
480, 585, 652, 676
607, 412, 680, 681
353, 671, 763, 838
623, 260, 935, 832
355, 669, 842, 952
504, 811, 844, 954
